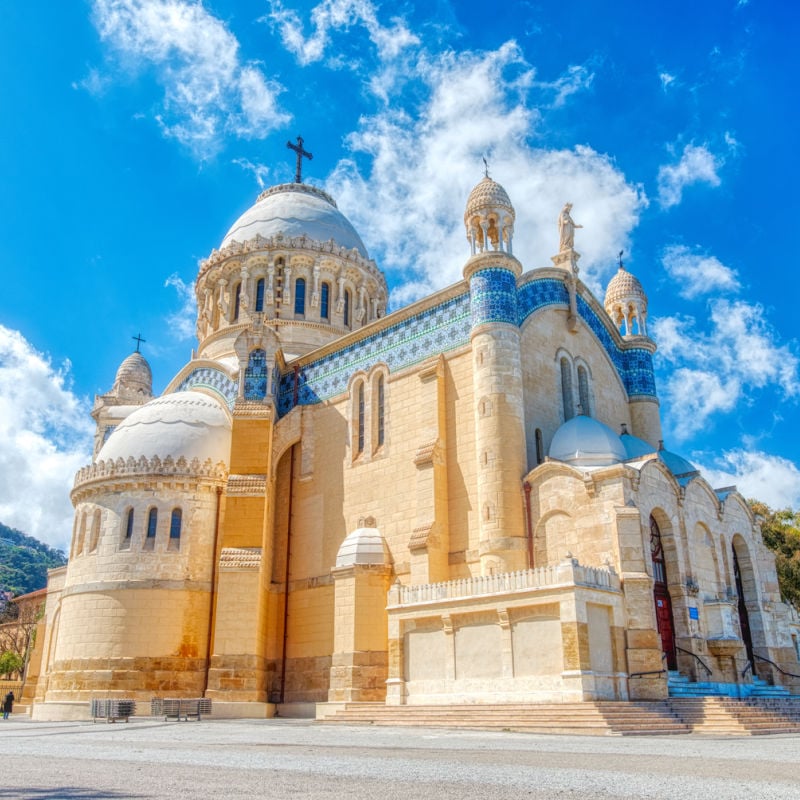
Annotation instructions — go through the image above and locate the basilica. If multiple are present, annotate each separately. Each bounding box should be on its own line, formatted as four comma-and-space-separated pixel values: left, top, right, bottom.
28, 160, 800, 719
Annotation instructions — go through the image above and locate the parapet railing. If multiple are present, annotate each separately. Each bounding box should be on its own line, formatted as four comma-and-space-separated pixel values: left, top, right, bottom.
389, 559, 619, 607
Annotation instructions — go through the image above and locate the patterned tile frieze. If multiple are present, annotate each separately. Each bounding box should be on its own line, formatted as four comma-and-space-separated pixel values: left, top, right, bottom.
469, 268, 519, 327
277, 292, 471, 415
518, 277, 657, 399
177, 367, 238, 409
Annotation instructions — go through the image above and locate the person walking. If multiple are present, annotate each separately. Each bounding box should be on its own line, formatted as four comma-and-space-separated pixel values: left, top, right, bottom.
2, 690, 14, 719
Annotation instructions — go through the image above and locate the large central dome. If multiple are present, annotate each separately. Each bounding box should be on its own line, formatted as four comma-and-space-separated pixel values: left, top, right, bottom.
221, 183, 369, 258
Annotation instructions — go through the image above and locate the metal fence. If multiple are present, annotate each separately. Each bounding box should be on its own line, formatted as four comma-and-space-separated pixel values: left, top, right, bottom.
91, 698, 136, 722
150, 697, 212, 721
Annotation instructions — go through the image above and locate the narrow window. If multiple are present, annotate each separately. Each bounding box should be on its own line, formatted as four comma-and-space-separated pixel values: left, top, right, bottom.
344, 288, 352, 328
255, 278, 265, 312
121, 508, 134, 550
535, 428, 544, 465
560, 357, 574, 420
89, 509, 101, 553
75, 512, 87, 557
233, 282, 241, 321
295, 278, 306, 315
357, 382, 365, 455
144, 508, 157, 551
320, 282, 330, 319
577, 365, 590, 416
169, 508, 182, 551
377, 374, 385, 448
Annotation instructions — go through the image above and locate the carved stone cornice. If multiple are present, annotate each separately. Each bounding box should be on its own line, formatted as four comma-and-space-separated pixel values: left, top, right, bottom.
226, 474, 267, 496
219, 547, 262, 571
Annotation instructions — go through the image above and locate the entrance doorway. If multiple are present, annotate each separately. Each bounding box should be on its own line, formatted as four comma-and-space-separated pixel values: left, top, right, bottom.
650, 516, 677, 670
733, 546, 755, 670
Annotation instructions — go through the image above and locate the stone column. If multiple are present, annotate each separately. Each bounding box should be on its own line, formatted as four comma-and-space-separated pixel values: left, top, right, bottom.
328, 563, 392, 702
464, 252, 528, 575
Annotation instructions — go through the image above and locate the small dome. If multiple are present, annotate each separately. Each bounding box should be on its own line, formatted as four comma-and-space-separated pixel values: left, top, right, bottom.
335, 527, 391, 567
549, 415, 627, 467
658, 446, 699, 479
464, 176, 514, 222
112, 352, 152, 397
621, 432, 656, 460
605, 266, 647, 308
221, 183, 368, 258
97, 391, 231, 464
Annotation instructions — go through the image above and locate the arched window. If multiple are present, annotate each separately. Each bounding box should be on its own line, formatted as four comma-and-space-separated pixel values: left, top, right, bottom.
560, 357, 574, 420
344, 288, 352, 328
321, 282, 330, 320
232, 282, 241, 322
169, 508, 182, 551
295, 278, 306, 315
244, 348, 268, 401
577, 365, 591, 416
357, 382, 365, 454
89, 509, 101, 553
376, 374, 385, 448
255, 278, 265, 312
145, 508, 158, 550
121, 508, 134, 550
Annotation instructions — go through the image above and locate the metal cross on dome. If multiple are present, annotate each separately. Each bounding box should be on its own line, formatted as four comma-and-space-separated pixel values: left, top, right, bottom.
287, 136, 313, 183
132, 333, 146, 353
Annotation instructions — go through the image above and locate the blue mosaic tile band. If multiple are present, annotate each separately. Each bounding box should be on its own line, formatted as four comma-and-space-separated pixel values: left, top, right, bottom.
244, 349, 268, 401
470, 268, 518, 327
177, 366, 238, 409
517, 277, 657, 399
277, 292, 471, 415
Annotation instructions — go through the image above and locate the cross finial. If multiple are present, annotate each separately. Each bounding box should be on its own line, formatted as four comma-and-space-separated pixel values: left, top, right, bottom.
482, 156, 490, 178
618, 250, 624, 269
287, 135, 313, 183
132, 333, 146, 353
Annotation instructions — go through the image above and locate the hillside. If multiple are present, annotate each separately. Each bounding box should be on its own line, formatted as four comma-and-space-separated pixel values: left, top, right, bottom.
0, 522, 67, 597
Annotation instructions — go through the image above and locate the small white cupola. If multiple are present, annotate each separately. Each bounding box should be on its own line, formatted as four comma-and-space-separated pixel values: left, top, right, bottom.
464, 170, 515, 256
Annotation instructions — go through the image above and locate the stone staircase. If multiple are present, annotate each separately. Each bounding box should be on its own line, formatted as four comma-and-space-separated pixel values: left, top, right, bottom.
669, 697, 800, 735
668, 670, 791, 699
319, 701, 691, 736
319, 697, 800, 736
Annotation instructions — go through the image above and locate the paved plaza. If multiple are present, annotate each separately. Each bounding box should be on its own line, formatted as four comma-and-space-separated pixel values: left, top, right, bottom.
2, 717, 799, 800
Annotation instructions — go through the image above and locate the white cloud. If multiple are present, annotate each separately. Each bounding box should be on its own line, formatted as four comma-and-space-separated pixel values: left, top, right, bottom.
165, 273, 197, 340
267, 0, 419, 66
232, 157, 272, 189
0, 326, 93, 554
536, 64, 595, 107
91, 0, 290, 157
653, 300, 800, 441
697, 449, 800, 510
326, 42, 645, 304
657, 143, 722, 208
659, 72, 676, 91
662, 244, 740, 299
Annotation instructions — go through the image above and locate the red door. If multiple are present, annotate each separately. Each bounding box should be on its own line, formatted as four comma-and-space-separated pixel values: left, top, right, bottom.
654, 588, 677, 670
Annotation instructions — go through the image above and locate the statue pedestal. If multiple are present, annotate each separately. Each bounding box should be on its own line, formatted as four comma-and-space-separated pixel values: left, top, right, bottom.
551, 249, 580, 274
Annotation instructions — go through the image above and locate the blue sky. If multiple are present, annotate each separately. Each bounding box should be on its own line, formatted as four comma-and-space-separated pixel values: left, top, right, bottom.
1, 0, 799, 552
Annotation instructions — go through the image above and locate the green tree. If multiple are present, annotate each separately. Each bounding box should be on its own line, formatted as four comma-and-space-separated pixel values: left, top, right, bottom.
750, 501, 800, 611
0, 651, 23, 678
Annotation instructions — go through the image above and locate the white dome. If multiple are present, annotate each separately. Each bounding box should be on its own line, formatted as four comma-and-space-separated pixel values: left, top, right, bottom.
221, 183, 369, 258
549, 415, 627, 467
97, 391, 231, 464
335, 527, 391, 567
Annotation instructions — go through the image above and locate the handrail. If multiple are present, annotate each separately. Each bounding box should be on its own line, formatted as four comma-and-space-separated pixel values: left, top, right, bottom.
753, 652, 800, 679
630, 669, 666, 679
741, 660, 752, 679
675, 645, 712, 677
